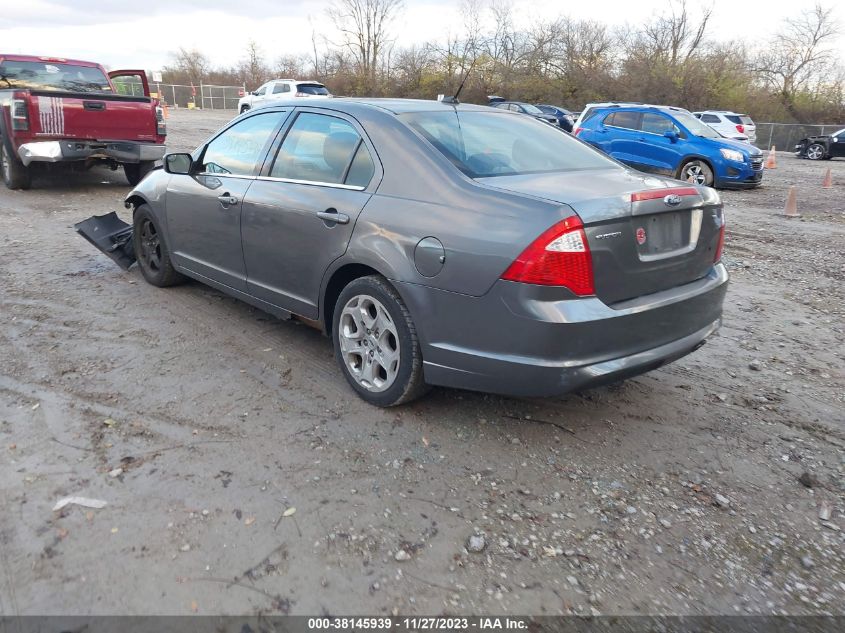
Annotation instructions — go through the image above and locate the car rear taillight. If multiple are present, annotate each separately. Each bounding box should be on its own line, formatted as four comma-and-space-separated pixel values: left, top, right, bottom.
714, 212, 726, 263
501, 216, 594, 295
573, 127, 583, 137
155, 105, 166, 136
11, 98, 29, 131
736, 124, 744, 133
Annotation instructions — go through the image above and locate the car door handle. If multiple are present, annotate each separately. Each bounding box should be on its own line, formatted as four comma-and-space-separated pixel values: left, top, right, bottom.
217, 193, 238, 207
316, 209, 350, 225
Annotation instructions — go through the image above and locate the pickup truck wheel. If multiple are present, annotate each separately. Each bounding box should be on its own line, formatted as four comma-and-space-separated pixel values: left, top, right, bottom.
124, 161, 155, 186
132, 204, 184, 287
1, 142, 32, 190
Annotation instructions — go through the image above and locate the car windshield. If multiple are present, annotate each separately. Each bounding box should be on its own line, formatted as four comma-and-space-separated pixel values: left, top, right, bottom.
832, 129, 845, 138
0, 60, 112, 93
296, 83, 329, 95
672, 111, 721, 138
401, 110, 617, 178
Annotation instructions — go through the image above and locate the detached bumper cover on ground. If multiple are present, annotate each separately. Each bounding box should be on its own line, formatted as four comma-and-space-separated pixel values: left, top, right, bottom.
74, 212, 135, 270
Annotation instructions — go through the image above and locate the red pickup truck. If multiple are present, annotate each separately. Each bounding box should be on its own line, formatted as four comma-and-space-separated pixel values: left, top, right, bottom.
0, 54, 166, 190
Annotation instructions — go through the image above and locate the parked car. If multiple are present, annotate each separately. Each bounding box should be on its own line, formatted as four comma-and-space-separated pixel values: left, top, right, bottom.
536, 104, 575, 132
575, 104, 764, 188
489, 101, 559, 127
795, 128, 845, 160
77, 99, 728, 406
238, 79, 331, 113
693, 111, 756, 143
573, 102, 646, 133
0, 53, 166, 189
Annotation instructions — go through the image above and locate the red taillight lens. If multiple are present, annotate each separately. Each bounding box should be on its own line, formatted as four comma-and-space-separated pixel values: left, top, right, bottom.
11, 97, 29, 131
501, 216, 595, 295
573, 127, 583, 137
736, 124, 744, 133
714, 213, 726, 263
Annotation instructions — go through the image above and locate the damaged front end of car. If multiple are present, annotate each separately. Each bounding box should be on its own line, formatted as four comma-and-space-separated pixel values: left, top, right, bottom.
74, 212, 136, 270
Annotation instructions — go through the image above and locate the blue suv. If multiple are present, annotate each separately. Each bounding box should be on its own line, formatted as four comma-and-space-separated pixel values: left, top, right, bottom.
575, 105, 764, 189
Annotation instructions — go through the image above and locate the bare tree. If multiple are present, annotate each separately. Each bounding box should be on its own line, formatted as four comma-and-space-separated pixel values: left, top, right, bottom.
168, 47, 210, 84
327, 0, 404, 94
238, 40, 270, 89
755, 3, 837, 117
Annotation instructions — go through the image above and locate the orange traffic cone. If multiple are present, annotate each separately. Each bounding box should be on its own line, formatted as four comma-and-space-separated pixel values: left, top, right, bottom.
822, 167, 832, 189
765, 146, 777, 169
783, 185, 800, 217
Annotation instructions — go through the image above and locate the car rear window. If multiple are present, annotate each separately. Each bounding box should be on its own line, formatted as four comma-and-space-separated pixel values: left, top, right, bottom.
0, 60, 112, 93
401, 110, 616, 178
740, 115, 754, 125
296, 83, 329, 95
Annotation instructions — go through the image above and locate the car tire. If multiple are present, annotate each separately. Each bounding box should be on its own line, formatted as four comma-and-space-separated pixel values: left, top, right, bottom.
679, 159, 714, 187
332, 275, 429, 407
805, 143, 826, 161
240, 105, 250, 114
1, 140, 32, 190
132, 204, 185, 287
124, 161, 155, 186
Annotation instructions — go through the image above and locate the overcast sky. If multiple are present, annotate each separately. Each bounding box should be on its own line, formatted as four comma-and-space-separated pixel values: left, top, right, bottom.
1, 0, 841, 74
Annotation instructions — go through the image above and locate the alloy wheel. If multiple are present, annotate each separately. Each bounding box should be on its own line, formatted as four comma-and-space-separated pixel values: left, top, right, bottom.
138, 219, 162, 271
338, 294, 400, 392
684, 163, 707, 185
807, 144, 824, 160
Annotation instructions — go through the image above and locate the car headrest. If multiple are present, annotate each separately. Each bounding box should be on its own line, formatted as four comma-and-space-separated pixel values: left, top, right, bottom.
323, 132, 359, 177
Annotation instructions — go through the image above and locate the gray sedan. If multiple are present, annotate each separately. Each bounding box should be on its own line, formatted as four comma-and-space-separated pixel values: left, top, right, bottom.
78, 99, 728, 406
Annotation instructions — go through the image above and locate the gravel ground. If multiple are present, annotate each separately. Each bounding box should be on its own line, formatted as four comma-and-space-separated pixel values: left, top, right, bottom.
1, 109, 843, 616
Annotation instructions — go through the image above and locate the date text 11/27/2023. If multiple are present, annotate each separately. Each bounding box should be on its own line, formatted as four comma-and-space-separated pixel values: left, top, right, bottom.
306, 617, 529, 630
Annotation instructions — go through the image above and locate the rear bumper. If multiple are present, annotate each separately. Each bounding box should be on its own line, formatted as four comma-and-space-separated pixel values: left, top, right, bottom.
17, 140, 166, 166
397, 264, 728, 398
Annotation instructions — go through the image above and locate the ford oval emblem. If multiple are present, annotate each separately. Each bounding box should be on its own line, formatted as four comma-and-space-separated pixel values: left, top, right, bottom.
664, 194, 682, 206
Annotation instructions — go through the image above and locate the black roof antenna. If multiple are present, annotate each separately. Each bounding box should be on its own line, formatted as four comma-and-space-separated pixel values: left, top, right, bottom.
440, 57, 476, 105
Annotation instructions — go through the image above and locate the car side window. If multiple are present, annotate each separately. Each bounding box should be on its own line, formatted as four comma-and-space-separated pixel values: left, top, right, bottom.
273, 83, 290, 94
641, 113, 680, 136
270, 112, 370, 186
345, 142, 375, 188
605, 111, 640, 130
201, 112, 285, 176
255, 86, 267, 96
701, 114, 720, 123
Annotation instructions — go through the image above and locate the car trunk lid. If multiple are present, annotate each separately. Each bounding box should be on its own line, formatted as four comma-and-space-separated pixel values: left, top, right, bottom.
479, 168, 724, 304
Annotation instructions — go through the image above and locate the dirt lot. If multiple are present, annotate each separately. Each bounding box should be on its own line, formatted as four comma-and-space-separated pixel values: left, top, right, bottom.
1, 109, 843, 616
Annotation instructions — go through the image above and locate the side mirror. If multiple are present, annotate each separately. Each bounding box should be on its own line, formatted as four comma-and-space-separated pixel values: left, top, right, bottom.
664, 130, 679, 143
164, 153, 192, 175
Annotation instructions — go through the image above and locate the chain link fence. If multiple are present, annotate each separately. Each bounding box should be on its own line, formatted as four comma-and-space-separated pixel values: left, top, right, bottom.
755, 123, 843, 151
110, 77, 246, 110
